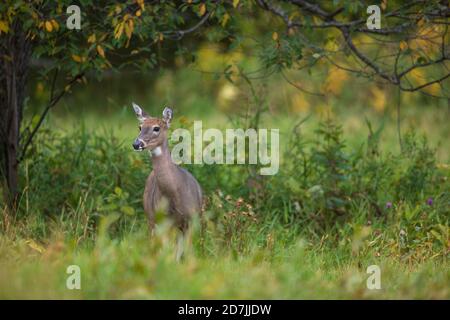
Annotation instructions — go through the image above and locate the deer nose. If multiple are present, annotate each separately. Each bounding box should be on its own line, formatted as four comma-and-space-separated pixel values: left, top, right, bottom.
132, 139, 144, 150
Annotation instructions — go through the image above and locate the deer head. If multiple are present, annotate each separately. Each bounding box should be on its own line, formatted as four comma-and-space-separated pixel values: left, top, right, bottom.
132, 103, 173, 152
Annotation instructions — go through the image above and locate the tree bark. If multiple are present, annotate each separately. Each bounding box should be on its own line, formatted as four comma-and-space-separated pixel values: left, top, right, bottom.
0, 22, 31, 207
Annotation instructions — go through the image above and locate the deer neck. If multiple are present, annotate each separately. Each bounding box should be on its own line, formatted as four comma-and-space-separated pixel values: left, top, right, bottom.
150, 140, 171, 166
149, 140, 178, 193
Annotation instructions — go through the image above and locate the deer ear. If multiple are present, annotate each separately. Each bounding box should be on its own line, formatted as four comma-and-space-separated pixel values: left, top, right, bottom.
162, 107, 173, 127
132, 102, 149, 123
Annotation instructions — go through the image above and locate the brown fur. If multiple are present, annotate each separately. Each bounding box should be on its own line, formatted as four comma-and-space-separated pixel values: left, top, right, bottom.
133, 107, 202, 234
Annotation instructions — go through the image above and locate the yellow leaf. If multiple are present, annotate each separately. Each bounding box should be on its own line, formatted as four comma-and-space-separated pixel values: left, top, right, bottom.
233, 0, 240, 8
370, 86, 386, 112
124, 23, 130, 39
71, 54, 82, 63
125, 19, 134, 39
436, 163, 450, 169
159, 32, 164, 42
25, 239, 45, 254
115, 5, 122, 15
289, 12, 300, 21
291, 92, 310, 113
417, 17, 425, 28
410, 68, 425, 83
221, 13, 230, 27
0, 20, 9, 34
199, 3, 206, 16
114, 22, 124, 39
136, 9, 142, 17
323, 67, 349, 95
45, 20, 53, 32
288, 27, 295, 36
424, 82, 441, 96
399, 41, 408, 51
325, 39, 338, 51
51, 19, 59, 31
97, 45, 105, 58
87, 33, 96, 44
272, 32, 278, 41
136, 0, 145, 10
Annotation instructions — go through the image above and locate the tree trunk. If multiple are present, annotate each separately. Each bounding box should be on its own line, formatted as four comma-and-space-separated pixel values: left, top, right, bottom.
0, 22, 31, 207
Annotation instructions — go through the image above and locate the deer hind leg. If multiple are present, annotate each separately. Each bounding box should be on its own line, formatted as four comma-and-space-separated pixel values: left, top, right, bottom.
175, 217, 192, 262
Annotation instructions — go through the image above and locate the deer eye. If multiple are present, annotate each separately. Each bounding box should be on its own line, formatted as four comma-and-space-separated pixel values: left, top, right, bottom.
153, 126, 160, 132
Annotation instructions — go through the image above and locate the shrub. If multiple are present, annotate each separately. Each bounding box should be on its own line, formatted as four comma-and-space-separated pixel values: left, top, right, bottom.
2, 117, 447, 261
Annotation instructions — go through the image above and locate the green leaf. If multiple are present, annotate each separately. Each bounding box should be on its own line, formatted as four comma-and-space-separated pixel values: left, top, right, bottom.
121, 205, 135, 216
114, 186, 123, 196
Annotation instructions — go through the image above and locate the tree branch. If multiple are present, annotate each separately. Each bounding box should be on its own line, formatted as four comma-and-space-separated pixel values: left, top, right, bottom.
399, 72, 450, 92
258, 0, 450, 95
340, 27, 394, 83
18, 73, 84, 162
163, 10, 213, 40
281, 70, 324, 97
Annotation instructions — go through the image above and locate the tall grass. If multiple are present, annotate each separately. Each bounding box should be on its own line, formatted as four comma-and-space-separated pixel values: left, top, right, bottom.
0, 108, 448, 298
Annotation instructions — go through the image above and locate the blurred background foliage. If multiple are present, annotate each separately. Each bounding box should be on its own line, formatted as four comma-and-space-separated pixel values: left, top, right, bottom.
0, 0, 449, 298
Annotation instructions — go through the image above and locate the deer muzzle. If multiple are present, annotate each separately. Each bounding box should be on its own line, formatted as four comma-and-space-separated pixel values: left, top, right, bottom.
132, 138, 145, 151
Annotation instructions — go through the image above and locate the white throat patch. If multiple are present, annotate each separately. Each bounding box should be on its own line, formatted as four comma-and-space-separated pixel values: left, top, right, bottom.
151, 146, 162, 157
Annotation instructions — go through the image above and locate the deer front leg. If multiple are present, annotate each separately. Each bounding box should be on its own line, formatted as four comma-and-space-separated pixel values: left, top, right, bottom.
143, 172, 160, 237
175, 227, 193, 262
143, 194, 155, 236
175, 231, 185, 262
147, 211, 155, 237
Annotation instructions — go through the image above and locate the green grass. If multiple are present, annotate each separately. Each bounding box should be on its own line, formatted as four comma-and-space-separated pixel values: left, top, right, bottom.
1, 116, 448, 299
0, 221, 448, 299
1, 70, 449, 299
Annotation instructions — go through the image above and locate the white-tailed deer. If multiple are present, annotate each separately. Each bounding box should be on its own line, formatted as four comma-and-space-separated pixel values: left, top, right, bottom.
131, 103, 202, 260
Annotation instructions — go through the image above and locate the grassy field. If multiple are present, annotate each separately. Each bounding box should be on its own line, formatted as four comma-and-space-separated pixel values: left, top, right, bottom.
0, 69, 449, 299
0, 225, 448, 299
